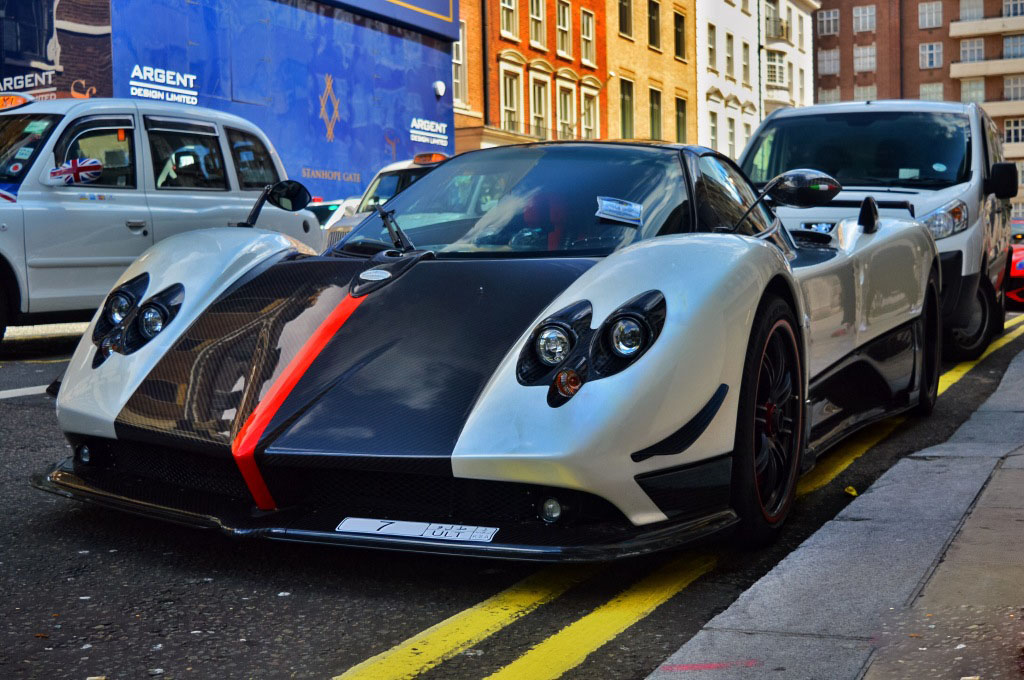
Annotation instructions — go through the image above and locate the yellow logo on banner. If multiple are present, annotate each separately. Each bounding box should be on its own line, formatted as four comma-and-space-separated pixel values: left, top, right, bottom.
319, 74, 341, 142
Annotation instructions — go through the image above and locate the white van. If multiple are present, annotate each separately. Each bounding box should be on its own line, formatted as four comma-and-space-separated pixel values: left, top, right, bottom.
739, 100, 1017, 360
0, 97, 321, 344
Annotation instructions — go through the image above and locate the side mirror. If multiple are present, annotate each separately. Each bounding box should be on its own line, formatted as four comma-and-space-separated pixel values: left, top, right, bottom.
766, 169, 842, 208
267, 180, 312, 212
40, 155, 105, 187
985, 162, 1018, 200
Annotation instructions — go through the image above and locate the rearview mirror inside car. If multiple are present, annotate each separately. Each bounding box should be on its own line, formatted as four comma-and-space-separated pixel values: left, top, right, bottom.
767, 169, 842, 208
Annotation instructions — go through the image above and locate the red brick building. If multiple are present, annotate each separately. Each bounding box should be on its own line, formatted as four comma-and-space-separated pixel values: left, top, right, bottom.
455, 0, 609, 152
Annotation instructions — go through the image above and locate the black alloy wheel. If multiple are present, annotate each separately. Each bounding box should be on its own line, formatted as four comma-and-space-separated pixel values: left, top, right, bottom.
732, 295, 804, 545
945, 280, 994, 361
914, 270, 941, 416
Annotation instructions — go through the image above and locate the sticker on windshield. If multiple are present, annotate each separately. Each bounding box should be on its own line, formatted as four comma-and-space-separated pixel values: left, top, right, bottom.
595, 196, 643, 227
23, 120, 49, 134
14, 146, 33, 160
7, 163, 23, 174
898, 168, 920, 180
932, 163, 947, 172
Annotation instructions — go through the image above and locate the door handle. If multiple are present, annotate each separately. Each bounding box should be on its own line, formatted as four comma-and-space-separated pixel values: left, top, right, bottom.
125, 220, 149, 236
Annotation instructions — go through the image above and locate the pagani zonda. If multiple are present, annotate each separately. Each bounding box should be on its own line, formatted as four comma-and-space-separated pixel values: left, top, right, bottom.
35, 143, 941, 560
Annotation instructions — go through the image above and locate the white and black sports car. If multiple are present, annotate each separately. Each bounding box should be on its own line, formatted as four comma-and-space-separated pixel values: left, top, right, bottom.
35, 142, 941, 560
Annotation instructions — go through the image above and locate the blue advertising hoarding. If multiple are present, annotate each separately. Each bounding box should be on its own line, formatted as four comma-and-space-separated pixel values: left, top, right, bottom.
329, 0, 459, 40
109, 0, 456, 199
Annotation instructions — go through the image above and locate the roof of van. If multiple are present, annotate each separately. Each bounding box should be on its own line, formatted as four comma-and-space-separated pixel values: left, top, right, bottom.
2, 97, 264, 130
767, 100, 975, 119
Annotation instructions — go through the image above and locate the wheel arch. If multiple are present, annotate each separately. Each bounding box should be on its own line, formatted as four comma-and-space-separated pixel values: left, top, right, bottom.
0, 252, 21, 320
763, 273, 806, 380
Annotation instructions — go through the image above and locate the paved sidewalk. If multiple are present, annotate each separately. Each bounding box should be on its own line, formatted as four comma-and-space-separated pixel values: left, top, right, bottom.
647, 351, 1024, 680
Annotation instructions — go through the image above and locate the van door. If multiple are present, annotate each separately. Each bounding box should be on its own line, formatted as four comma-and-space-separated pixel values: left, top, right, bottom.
20, 112, 153, 313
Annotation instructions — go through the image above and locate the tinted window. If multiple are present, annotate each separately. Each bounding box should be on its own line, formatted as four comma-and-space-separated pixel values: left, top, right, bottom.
148, 128, 227, 190
698, 154, 772, 234
742, 111, 971, 189
0, 113, 61, 182
226, 127, 279, 190
357, 168, 431, 213
54, 118, 136, 189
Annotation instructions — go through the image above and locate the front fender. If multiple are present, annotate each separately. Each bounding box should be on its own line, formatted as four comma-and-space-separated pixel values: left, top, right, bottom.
57, 228, 313, 438
452, 234, 805, 525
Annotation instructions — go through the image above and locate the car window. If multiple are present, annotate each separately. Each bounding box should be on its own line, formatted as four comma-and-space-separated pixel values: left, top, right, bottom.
145, 116, 227, 191
0, 113, 61, 183
53, 116, 137, 189
225, 127, 279, 190
698, 154, 773, 234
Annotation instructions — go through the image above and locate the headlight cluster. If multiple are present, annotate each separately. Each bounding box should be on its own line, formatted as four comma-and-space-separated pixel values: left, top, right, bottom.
517, 291, 666, 407
920, 200, 968, 240
91, 273, 184, 367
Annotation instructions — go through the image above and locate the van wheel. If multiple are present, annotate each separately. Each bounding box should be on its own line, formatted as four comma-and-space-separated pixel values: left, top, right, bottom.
914, 270, 941, 416
945, 280, 994, 361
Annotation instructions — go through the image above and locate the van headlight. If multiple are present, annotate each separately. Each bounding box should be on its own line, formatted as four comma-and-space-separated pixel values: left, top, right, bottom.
920, 200, 968, 240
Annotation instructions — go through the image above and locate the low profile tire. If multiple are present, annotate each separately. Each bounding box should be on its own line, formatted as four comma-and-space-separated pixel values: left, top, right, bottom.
914, 270, 941, 417
732, 295, 804, 546
945, 279, 994, 362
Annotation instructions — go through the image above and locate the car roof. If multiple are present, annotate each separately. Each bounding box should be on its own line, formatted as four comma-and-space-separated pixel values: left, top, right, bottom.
766, 99, 975, 119
2, 97, 265, 131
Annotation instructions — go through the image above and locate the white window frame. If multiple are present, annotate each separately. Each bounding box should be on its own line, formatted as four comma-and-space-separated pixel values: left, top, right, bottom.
499, 62, 525, 134
1006, 34, 1024, 59
581, 9, 596, 66
961, 77, 985, 103
818, 48, 840, 75
581, 85, 599, 139
1005, 118, 1024, 143
919, 1, 942, 29
529, 72, 551, 139
853, 84, 877, 101
556, 80, 577, 139
649, 86, 662, 139
817, 9, 839, 35
501, 0, 519, 39
452, 21, 468, 107
799, 67, 805, 103
961, 38, 984, 62
708, 23, 717, 71
960, 0, 983, 20
919, 82, 944, 100
1006, 75, 1024, 100
727, 116, 736, 158
556, 0, 572, 58
766, 51, 785, 86
920, 42, 943, 69
854, 43, 876, 72
725, 33, 734, 77
530, 0, 547, 49
817, 87, 840, 103
853, 5, 876, 32
742, 42, 751, 84
1005, 0, 1024, 17
709, 111, 718, 150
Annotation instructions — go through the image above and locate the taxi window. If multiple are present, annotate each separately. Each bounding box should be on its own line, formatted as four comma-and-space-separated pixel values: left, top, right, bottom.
145, 116, 227, 191
226, 127, 279, 190
53, 117, 137, 189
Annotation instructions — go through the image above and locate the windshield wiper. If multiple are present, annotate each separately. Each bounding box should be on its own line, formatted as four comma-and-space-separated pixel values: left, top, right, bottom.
375, 205, 415, 253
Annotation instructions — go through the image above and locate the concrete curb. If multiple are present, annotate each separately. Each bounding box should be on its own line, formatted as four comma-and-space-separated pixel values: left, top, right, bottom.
646, 349, 1024, 680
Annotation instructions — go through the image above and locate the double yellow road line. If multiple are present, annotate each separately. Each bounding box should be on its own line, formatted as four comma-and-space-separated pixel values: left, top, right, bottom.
337, 314, 1024, 680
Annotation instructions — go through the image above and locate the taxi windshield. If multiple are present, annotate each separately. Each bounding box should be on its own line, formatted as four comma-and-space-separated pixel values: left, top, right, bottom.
338, 144, 688, 258
0, 113, 62, 182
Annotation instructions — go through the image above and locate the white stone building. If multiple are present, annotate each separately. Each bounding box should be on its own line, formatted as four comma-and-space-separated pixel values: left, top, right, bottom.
760, 0, 820, 117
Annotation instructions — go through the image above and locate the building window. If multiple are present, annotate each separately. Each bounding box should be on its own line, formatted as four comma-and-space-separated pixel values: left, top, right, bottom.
787, 62, 794, 94
853, 5, 876, 32
581, 10, 596, 65
557, 84, 576, 138
799, 67, 806, 103
709, 111, 718, 150
727, 117, 736, 157
501, 0, 519, 38
961, 78, 985, 103
961, 38, 984, 62
649, 88, 662, 139
766, 51, 785, 86
556, 1, 572, 57
920, 42, 943, 69
799, 15, 805, 48
919, 1, 942, 28
452, 21, 467, 107
675, 97, 687, 142
1005, 118, 1024, 143
818, 48, 840, 75
708, 24, 717, 70
817, 9, 839, 35
960, 0, 983, 20
1006, 75, 1024, 100
530, 0, 546, 47
501, 67, 522, 133
742, 42, 751, 83
854, 84, 877, 101
744, 123, 752, 148
673, 12, 686, 59
818, 87, 841, 103
1006, 35, 1024, 58
920, 82, 944, 100
725, 33, 734, 77
648, 0, 661, 48
619, 0, 632, 37
1005, 0, 1024, 17
2, 0, 55, 62
530, 76, 550, 138
620, 78, 634, 137
581, 88, 599, 139
1012, 202, 1024, 219
854, 44, 877, 72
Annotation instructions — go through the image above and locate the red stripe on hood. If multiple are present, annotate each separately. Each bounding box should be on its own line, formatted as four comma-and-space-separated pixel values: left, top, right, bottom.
232, 293, 365, 510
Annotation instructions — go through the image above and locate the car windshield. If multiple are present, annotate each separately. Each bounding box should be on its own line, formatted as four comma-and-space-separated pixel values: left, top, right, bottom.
356, 167, 432, 213
337, 144, 688, 258
0, 113, 62, 182
742, 110, 972, 190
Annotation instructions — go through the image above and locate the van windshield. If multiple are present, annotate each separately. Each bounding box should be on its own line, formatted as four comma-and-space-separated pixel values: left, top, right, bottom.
742, 111, 972, 190
0, 113, 62, 182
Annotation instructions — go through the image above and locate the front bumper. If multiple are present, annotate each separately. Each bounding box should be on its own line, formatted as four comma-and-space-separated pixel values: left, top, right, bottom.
32, 441, 738, 562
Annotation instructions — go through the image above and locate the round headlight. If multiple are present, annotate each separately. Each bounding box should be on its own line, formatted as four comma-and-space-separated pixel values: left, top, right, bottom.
139, 306, 166, 338
535, 326, 571, 366
610, 317, 644, 357
108, 293, 132, 324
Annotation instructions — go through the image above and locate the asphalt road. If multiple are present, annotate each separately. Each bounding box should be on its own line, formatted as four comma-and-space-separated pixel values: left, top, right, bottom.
1, 318, 1022, 680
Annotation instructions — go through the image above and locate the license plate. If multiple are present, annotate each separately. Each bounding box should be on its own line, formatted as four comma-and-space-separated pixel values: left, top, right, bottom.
335, 517, 499, 543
